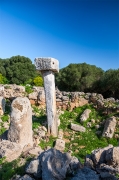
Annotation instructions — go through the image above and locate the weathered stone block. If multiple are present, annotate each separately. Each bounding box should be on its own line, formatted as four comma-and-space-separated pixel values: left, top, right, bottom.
71, 123, 86, 132
7, 97, 33, 148
54, 139, 65, 151
0, 140, 22, 162
35, 57, 59, 72
102, 116, 116, 138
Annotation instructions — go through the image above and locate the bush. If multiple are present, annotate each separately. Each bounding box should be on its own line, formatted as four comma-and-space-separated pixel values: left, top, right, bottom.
33, 76, 44, 86
0, 73, 8, 84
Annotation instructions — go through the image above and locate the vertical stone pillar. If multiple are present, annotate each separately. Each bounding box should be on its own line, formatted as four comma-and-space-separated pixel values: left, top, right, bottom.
7, 97, 33, 148
34, 58, 59, 137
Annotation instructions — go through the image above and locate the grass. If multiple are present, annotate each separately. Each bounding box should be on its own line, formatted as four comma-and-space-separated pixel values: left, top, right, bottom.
59, 104, 119, 163
0, 157, 32, 180
0, 101, 119, 178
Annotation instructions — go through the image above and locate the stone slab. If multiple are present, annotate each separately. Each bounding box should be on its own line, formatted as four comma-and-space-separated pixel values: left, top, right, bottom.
34, 57, 59, 72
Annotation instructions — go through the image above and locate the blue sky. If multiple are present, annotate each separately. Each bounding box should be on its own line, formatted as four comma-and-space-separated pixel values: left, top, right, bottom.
0, 0, 119, 71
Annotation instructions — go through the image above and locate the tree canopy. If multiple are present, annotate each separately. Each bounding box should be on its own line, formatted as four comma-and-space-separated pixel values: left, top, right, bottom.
55, 63, 104, 92
0, 56, 37, 84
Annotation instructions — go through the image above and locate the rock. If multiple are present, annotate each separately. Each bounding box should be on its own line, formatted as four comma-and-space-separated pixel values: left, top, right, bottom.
58, 129, 64, 139
0, 96, 5, 115
0, 86, 4, 96
28, 92, 38, 100
54, 139, 65, 151
29, 146, 43, 156
7, 97, 33, 148
3, 122, 9, 129
91, 145, 113, 165
19, 174, 35, 180
80, 109, 91, 123
71, 167, 99, 180
26, 148, 77, 180
68, 156, 81, 174
26, 158, 42, 178
95, 125, 100, 129
62, 96, 69, 101
84, 154, 94, 169
100, 172, 117, 180
106, 147, 119, 166
41, 148, 71, 180
42, 126, 47, 132
0, 140, 22, 162
87, 122, 92, 128
38, 129, 45, 138
91, 119, 95, 124
102, 116, 116, 138
71, 123, 86, 132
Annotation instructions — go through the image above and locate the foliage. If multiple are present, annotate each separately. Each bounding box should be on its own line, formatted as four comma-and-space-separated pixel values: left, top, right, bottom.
0, 56, 37, 85
0, 157, 32, 180
97, 69, 119, 99
0, 73, 8, 84
1, 114, 9, 122
56, 63, 104, 92
59, 104, 118, 163
33, 76, 44, 86
25, 85, 33, 94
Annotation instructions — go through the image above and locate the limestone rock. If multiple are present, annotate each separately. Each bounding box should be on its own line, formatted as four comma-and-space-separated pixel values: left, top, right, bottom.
84, 154, 94, 169
106, 147, 119, 166
26, 148, 80, 180
80, 109, 91, 123
35, 57, 59, 72
71, 167, 99, 180
54, 139, 65, 151
0, 96, 5, 115
19, 174, 35, 180
7, 97, 33, 148
102, 116, 116, 138
28, 92, 38, 100
71, 123, 86, 132
29, 146, 43, 156
26, 158, 42, 178
100, 172, 117, 180
91, 145, 113, 165
0, 140, 22, 162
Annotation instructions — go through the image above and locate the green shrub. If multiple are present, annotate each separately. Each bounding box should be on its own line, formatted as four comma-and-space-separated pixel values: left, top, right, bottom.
33, 76, 44, 86
25, 85, 33, 94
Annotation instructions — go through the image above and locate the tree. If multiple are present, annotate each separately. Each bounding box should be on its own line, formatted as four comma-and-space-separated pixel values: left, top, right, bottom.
55, 63, 104, 92
98, 69, 119, 99
3, 56, 37, 84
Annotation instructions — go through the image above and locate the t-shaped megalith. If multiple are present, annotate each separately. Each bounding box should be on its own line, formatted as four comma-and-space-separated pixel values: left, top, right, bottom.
34, 57, 59, 137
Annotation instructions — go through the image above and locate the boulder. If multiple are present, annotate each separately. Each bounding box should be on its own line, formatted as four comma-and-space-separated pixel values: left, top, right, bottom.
54, 139, 65, 151
28, 92, 38, 100
91, 145, 113, 165
80, 109, 91, 123
7, 97, 33, 148
0, 140, 22, 162
102, 116, 116, 138
100, 172, 117, 180
71, 167, 99, 180
26, 148, 81, 180
106, 147, 119, 166
71, 123, 86, 132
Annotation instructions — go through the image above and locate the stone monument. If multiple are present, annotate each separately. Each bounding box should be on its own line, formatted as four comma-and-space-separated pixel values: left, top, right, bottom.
34, 57, 59, 136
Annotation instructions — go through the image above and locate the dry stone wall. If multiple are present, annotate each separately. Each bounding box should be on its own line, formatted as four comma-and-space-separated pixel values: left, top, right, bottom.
0, 84, 119, 113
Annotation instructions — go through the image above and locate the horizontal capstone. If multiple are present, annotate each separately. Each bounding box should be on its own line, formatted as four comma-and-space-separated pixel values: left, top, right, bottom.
34, 57, 59, 72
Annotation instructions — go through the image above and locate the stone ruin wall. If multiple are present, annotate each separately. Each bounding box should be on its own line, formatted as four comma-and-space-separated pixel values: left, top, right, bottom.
0, 84, 119, 113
